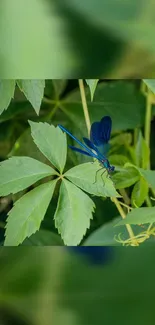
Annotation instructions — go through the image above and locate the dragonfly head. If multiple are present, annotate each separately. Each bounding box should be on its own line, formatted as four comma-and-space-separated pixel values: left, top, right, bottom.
108, 165, 115, 173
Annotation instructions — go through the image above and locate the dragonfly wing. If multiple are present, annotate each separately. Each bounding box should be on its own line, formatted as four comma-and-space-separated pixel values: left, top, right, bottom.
90, 122, 102, 146
90, 116, 112, 155
58, 124, 97, 157
83, 137, 99, 153
98, 143, 110, 156
69, 146, 94, 157
99, 116, 112, 143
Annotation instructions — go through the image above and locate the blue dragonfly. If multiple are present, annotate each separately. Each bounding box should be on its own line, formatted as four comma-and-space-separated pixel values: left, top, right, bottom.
58, 116, 115, 181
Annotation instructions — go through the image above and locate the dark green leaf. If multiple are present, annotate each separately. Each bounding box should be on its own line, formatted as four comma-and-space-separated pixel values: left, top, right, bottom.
52, 79, 67, 97
62, 81, 145, 133
84, 216, 150, 246
83, 217, 123, 246
9, 128, 47, 163
22, 229, 64, 246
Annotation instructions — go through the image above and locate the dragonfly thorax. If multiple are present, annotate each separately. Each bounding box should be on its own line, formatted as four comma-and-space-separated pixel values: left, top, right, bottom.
101, 159, 115, 173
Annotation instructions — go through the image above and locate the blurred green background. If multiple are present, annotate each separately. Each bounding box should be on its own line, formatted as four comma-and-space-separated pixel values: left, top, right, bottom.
0, 247, 155, 325
0, 0, 155, 78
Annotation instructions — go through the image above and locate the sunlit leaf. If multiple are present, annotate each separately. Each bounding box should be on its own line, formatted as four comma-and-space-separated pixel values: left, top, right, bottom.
65, 162, 119, 197
116, 207, 155, 226
54, 179, 95, 245
85, 79, 99, 101
138, 168, 155, 190
131, 177, 149, 207
143, 79, 155, 94
4, 180, 57, 246
0, 156, 56, 196
112, 167, 140, 189
135, 130, 150, 169
29, 121, 67, 173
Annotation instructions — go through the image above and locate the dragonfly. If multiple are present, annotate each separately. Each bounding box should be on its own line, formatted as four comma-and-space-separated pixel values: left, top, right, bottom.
58, 116, 115, 181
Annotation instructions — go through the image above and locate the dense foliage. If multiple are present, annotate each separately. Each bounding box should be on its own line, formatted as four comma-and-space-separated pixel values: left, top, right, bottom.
0, 79, 155, 246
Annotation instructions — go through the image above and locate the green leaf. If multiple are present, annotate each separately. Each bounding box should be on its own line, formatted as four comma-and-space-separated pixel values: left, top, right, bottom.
85, 79, 99, 101
112, 167, 140, 189
0, 80, 15, 114
4, 180, 57, 246
110, 132, 132, 147
143, 79, 155, 94
116, 207, 155, 226
135, 130, 150, 169
138, 168, 155, 190
0, 156, 56, 196
17, 80, 45, 115
65, 162, 119, 197
62, 81, 145, 133
54, 179, 95, 245
108, 154, 129, 167
131, 177, 149, 207
29, 121, 67, 173
22, 229, 64, 246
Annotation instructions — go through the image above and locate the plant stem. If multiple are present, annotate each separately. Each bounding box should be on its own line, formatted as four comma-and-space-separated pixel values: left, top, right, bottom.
144, 90, 152, 169
119, 188, 130, 206
112, 197, 138, 246
78, 79, 91, 134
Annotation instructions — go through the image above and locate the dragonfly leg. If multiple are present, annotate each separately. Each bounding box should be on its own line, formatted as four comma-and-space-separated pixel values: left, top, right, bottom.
100, 169, 108, 185
93, 167, 103, 184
